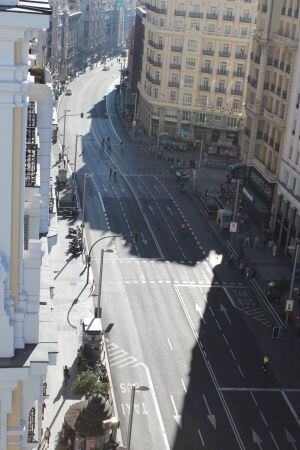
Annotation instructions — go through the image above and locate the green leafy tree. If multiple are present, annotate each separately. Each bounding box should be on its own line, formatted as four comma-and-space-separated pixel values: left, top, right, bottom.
72, 371, 108, 399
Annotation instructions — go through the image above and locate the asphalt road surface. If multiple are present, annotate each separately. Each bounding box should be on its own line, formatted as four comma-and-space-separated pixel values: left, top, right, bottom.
58, 61, 300, 450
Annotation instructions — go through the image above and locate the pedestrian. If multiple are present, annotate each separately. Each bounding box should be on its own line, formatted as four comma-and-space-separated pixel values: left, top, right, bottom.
245, 237, 250, 247
113, 168, 117, 177
245, 265, 251, 279
251, 267, 256, 280
63, 365, 70, 385
262, 354, 269, 373
109, 168, 112, 177
42, 401, 46, 420
239, 260, 245, 275
272, 243, 278, 257
44, 427, 51, 445
77, 346, 83, 367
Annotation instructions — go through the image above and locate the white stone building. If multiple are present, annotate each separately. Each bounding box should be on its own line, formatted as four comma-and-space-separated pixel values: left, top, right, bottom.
0, 0, 57, 448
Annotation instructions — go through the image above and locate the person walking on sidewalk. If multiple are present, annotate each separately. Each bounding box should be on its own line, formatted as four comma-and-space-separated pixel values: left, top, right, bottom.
63, 365, 70, 386
272, 243, 278, 257
44, 427, 51, 445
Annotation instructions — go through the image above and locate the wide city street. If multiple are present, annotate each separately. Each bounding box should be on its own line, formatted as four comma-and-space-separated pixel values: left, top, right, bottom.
58, 60, 300, 450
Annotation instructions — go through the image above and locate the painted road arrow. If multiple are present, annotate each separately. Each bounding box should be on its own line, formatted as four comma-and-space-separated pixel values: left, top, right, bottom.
252, 429, 263, 449
170, 395, 182, 427
220, 303, 232, 325
202, 395, 216, 429
166, 206, 174, 216
196, 303, 206, 324
285, 429, 297, 449
148, 205, 154, 215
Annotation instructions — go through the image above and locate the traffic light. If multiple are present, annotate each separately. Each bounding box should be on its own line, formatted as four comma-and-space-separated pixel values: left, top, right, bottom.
80, 112, 84, 118
133, 232, 139, 242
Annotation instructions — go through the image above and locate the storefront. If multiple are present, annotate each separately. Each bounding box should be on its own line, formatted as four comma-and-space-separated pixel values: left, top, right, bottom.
242, 167, 276, 228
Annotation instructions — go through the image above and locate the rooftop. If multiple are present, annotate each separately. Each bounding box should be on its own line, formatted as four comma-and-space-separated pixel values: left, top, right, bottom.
0, 0, 51, 15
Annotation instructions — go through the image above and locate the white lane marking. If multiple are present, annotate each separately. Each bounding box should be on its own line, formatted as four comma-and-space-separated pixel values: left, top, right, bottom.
167, 338, 173, 351
269, 431, 280, 450
110, 356, 137, 367
215, 319, 222, 330
229, 348, 237, 361
181, 379, 187, 393
281, 391, 300, 427
259, 409, 268, 427
108, 350, 128, 361
196, 303, 206, 324
220, 387, 300, 392
174, 286, 245, 449
198, 428, 205, 446
222, 334, 229, 345
220, 303, 232, 325
249, 391, 258, 406
170, 394, 182, 427
202, 394, 216, 429
237, 364, 245, 378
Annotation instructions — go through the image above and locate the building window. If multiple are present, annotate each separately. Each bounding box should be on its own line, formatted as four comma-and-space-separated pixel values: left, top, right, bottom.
154, 89, 158, 98
188, 39, 197, 50
235, 81, 242, 91
232, 99, 240, 109
218, 79, 226, 89
184, 75, 194, 86
182, 110, 192, 120
200, 96, 207, 106
289, 146, 293, 159
215, 115, 221, 121
203, 77, 209, 87
175, 21, 184, 30
191, 22, 200, 30
169, 91, 177, 101
223, 43, 230, 54
208, 24, 215, 33
183, 93, 192, 103
240, 28, 248, 36
206, 41, 213, 51
237, 64, 244, 74
186, 57, 196, 68
209, 6, 217, 14
224, 26, 231, 34
216, 97, 223, 107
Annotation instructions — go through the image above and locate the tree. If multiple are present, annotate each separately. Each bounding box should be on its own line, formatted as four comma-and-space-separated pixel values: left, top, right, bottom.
72, 371, 108, 399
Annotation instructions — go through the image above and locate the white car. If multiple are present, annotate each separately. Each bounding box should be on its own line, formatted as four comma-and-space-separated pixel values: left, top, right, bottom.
103, 66, 110, 71
65, 88, 72, 96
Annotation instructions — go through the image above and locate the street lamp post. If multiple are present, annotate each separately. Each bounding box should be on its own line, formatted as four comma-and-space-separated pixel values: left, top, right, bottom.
195, 139, 204, 193
81, 173, 94, 230
74, 134, 83, 181
133, 92, 138, 124
86, 234, 123, 283
285, 243, 300, 327
62, 108, 71, 159
127, 385, 149, 450
96, 248, 114, 318
230, 179, 241, 243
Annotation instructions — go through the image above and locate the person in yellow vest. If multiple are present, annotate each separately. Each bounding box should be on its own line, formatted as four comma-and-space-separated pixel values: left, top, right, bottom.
262, 355, 269, 372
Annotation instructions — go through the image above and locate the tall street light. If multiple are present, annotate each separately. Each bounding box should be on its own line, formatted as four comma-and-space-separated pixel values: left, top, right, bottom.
81, 173, 94, 230
62, 108, 71, 159
127, 385, 149, 450
96, 248, 114, 318
74, 134, 83, 181
285, 242, 300, 327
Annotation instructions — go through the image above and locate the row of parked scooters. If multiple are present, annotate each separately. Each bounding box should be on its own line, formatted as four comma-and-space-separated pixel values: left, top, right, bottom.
67, 226, 83, 257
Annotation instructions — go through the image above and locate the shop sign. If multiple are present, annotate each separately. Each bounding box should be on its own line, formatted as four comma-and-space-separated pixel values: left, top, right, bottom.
86, 439, 96, 450
285, 300, 294, 312
242, 187, 253, 202
249, 169, 273, 201
230, 222, 238, 233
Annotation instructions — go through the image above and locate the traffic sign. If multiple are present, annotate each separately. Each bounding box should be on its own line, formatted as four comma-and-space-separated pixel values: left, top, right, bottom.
229, 222, 237, 233
285, 300, 294, 312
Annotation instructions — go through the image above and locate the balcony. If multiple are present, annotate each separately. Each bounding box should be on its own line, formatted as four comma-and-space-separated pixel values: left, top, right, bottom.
262, 3, 267, 12
215, 86, 226, 93
217, 69, 228, 75
25, 135, 38, 187
146, 73, 161, 85
201, 66, 212, 73
256, 131, 263, 139
254, 55, 261, 64
244, 127, 251, 137
170, 63, 181, 69
270, 83, 275, 92
240, 15, 251, 22
273, 58, 279, 67
145, 3, 167, 14
275, 142, 280, 152
248, 76, 257, 88
263, 133, 269, 142
189, 11, 203, 18
269, 137, 274, 147
203, 49, 214, 55
282, 90, 287, 99
233, 71, 245, 77
168, 80, 180, 87
148, 40, 163, 50
281, 6, 286, 14
267, 57, 273, 65
223, 14, 235, 21
199, 85, 210, 91
272, 32, 297, 48
147, 56, 162, 67
286, 64, 291, 73
171, 45, 183, 52
219, 51, 230, 57
287, 7, 293, 16
276, 86, 282, 95
207, 12, 218, 19
279, 61, 285, 70
231, 89, 243, 95
27, 101, 37, 127
235, 52, 247, 59
174, 10, 185, 16
263, 107, 284, 126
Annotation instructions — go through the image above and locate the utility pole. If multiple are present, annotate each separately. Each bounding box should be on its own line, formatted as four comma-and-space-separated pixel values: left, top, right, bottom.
195, 139, 204, 193
62, 109, 68, 160
97, 249, 104, 318
74, 134, 82, 181
230, 179, 240, 243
